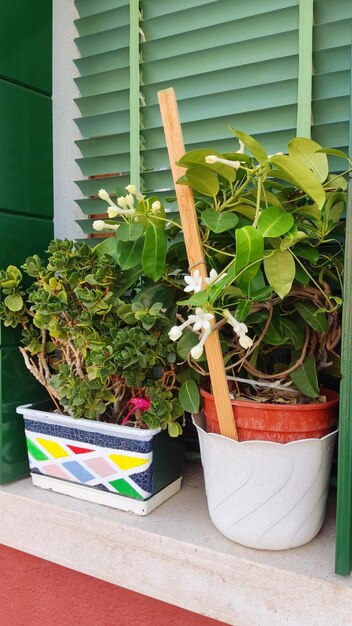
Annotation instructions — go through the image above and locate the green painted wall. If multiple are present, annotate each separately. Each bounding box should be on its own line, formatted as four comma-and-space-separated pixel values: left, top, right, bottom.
0, 0, 53, 483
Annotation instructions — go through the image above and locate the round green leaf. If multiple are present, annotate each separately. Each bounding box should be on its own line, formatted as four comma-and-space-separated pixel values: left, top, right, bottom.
4, 294, 24, 311
257, 206, 294, 237
201, 208, 239, 233
116, 222, 144, 241
180, 167, 219, 197
263, 249, 295, 299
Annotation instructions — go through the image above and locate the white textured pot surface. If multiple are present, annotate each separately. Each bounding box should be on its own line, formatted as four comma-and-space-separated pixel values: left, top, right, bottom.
193, 413, 337, 550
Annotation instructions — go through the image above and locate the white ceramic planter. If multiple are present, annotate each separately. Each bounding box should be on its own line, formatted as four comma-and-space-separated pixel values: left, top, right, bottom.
193, 412, 337, 550
17, 402, 183, 515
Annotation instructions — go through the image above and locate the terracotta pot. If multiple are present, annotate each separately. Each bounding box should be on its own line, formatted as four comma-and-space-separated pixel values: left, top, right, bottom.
200, 387, 338, 443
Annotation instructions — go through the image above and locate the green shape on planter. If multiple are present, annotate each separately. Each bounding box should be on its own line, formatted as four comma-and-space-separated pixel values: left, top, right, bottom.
26, 437, 49, 461
109, 478, 143, 500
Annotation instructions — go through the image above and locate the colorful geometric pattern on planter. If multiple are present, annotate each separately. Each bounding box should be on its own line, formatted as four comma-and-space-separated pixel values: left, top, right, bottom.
24, 427, 154, 500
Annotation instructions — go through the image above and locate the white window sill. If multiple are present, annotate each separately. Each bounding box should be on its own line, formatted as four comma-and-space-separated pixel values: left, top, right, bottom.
0, 462, 351, 626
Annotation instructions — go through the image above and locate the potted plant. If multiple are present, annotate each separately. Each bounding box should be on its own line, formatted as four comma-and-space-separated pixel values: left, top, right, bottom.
0, 239, 185, 514
93, 123, 349, 546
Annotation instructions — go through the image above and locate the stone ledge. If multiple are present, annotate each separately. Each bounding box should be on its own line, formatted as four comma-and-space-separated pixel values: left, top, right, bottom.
0, 463, 351, 626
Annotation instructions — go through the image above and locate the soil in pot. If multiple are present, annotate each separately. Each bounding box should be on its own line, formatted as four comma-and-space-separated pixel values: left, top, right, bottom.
200, 387, 338, 443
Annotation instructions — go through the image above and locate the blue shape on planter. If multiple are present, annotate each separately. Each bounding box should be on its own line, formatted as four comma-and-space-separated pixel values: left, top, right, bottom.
62, 461, 95, 483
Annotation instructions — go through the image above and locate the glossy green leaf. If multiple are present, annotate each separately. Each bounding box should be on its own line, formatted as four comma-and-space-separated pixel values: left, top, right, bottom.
4, 294, 24, 311
294, 302, 328, 333
289, 354, 319, 398
235, 299, 251, 322
116, 222, 144, 241
288, 137, 328, 183
234, 226, 264, 284
94, 237, 119, 261
280, 318, 305, 349
142, 225, 167, 282
270, 154, 326, 209
229, 128, 268, 163
180, 291, 209, 307
201, 208, 238, 233
115, 267, 143, 297
316, 147, 350, 161
295, 265, 310, 287
257, 206, 294, 237
263, 249, 295, 299
231, 202, 256, 220
179, 379, 200, 413
116, 238, 144, 270
293, 244, 320, 264
177, 149, 236, 182
178, 166, 219, 197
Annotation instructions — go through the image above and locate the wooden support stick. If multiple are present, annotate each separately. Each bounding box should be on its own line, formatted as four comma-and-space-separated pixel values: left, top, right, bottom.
158, 88, 238, 440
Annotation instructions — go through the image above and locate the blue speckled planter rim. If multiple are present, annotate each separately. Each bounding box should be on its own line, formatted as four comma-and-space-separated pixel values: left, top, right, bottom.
17, 403, 160, 439
23, 418, 154, 454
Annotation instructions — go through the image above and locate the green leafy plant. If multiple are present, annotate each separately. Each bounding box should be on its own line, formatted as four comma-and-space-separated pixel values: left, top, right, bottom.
0, 240, 184, 435
94, 134, 349, 407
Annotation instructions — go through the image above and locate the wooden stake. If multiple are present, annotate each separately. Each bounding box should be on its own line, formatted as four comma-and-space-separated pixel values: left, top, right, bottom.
158, 88, 238, 440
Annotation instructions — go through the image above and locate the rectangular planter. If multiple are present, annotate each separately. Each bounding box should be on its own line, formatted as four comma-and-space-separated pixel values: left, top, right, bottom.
17, 402, 183, 515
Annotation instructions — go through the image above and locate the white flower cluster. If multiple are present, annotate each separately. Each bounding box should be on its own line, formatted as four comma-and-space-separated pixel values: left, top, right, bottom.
93, 185, 146, 232
168, 266, 253, 359
168, 307, 214, 360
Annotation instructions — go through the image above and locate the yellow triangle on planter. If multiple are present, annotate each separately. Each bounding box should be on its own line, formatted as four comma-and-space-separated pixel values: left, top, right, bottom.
109, 454, 148, 471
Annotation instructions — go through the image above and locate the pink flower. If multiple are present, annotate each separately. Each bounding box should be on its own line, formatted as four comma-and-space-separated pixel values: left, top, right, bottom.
120, 396, 152, 426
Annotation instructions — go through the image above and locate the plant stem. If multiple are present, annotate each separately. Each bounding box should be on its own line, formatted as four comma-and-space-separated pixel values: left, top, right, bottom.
253, 174, 262, 228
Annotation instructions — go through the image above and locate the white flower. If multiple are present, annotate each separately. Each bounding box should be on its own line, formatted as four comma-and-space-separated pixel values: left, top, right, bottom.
126, 184, 137, 195
204, 268, 227, 286
205, 155, 241, 169
168, 314, 197, 342
125, 194, 135, 210
99, 189, 135, 216
125, 184, 145, 200
192, 307, 214, 332
184, 269, 203, 293
238, 140, 245, 154
92, 220, 119, 232
223, 309, 253, 349
190, 329, 211, 360
168, 326, 183, 341
238, 334, 253, 350
92, 220, 106, 231
107, 206, 120, 218
117, 196, 127, 208
151, 200, 161, 214
98, 189, 112, 203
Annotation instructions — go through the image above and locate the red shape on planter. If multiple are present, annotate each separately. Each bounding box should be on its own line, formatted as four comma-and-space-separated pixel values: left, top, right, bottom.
67, 445, 95, 455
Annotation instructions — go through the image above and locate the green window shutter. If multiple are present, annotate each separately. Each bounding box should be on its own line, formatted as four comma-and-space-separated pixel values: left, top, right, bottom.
73, 0, 351, 231
139, 0, 300, 195
74, 0, 131, 236
312, 0, 351, 156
